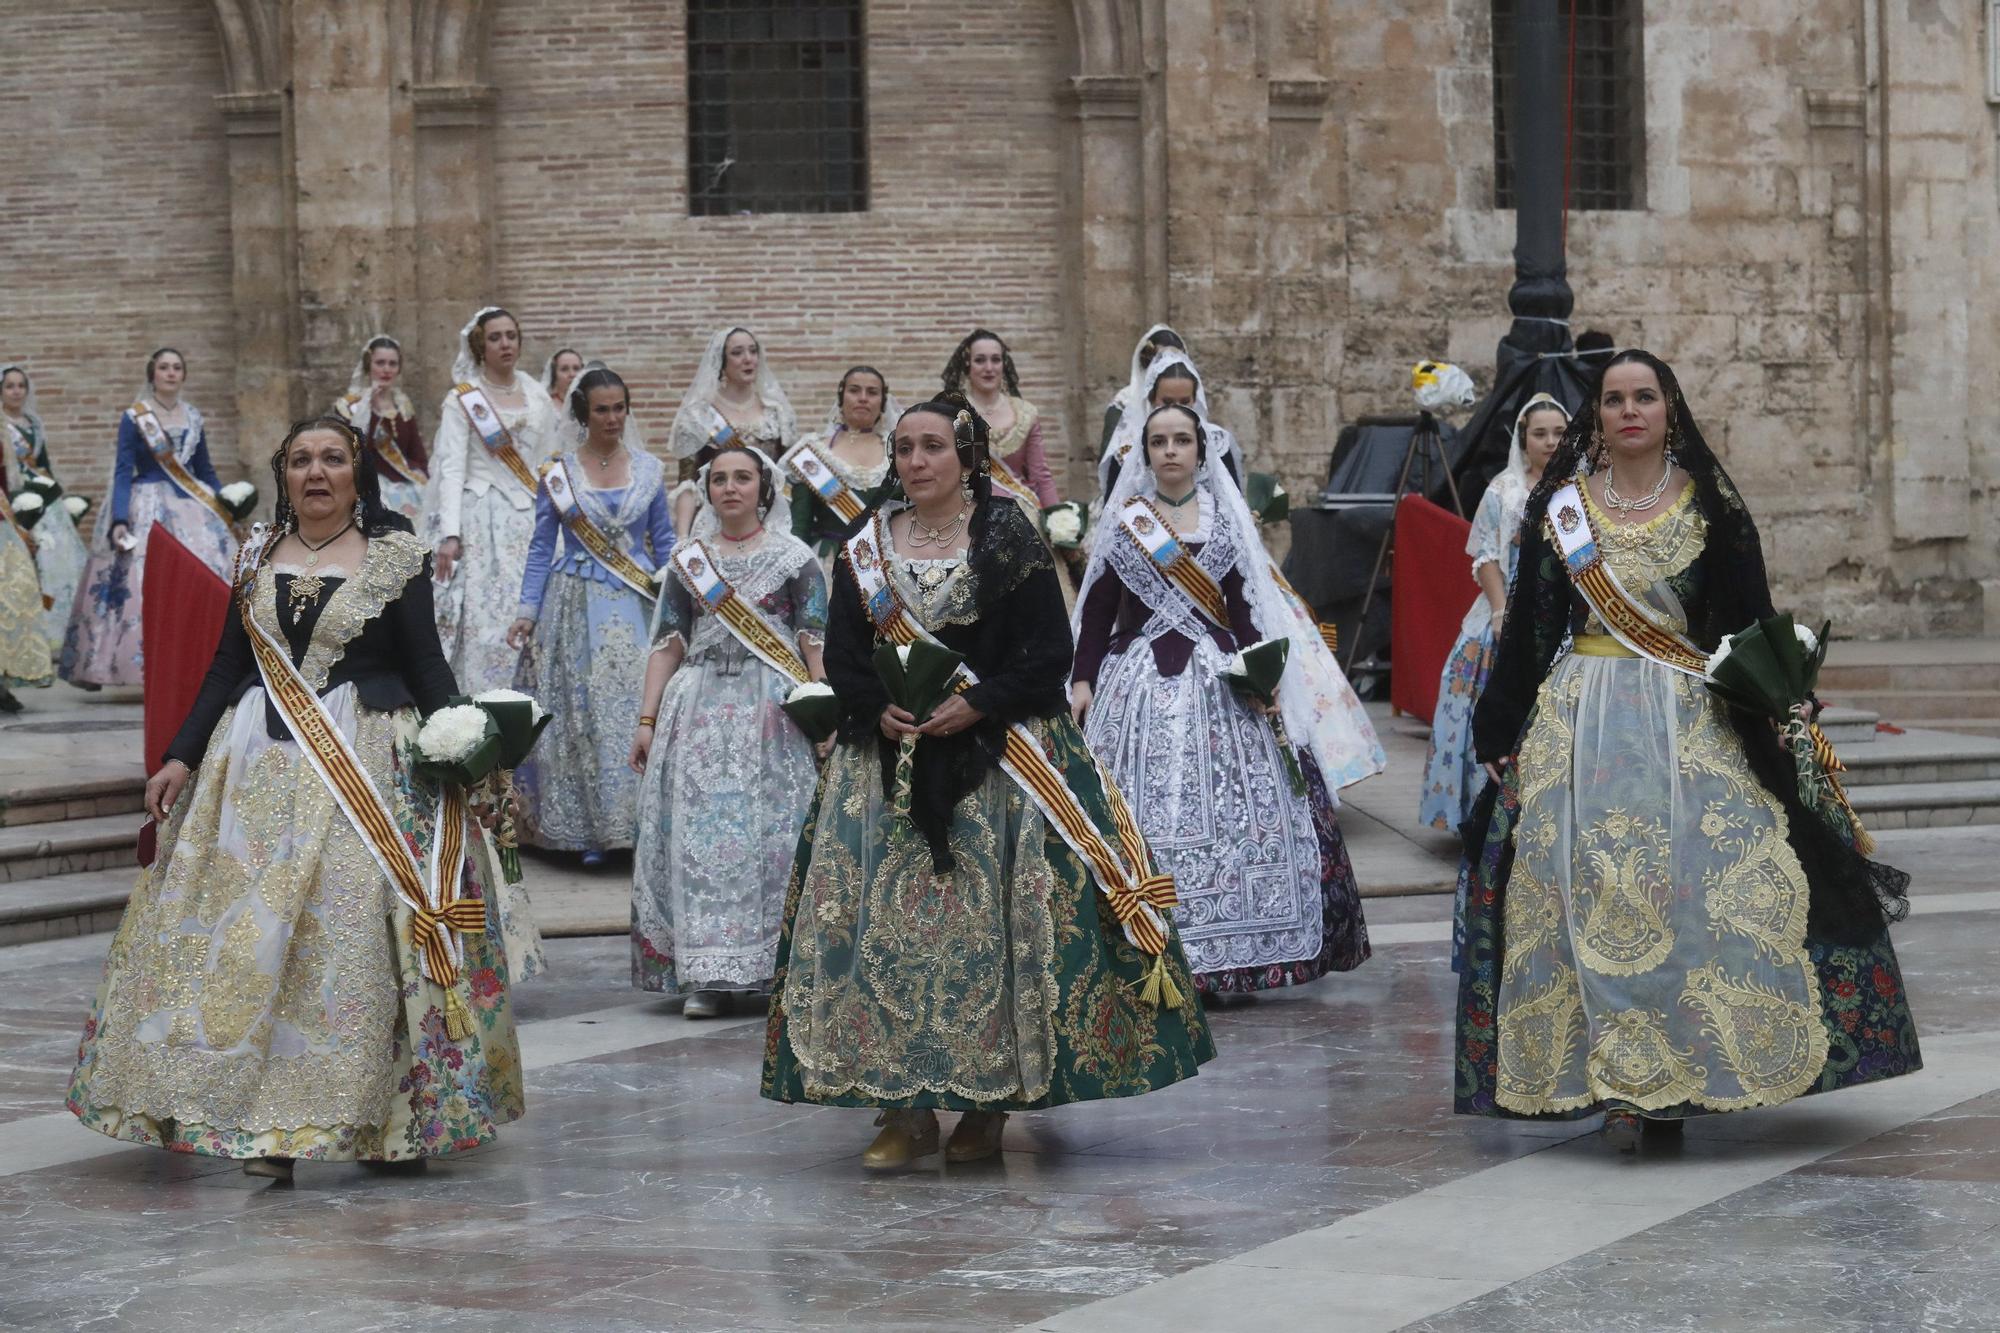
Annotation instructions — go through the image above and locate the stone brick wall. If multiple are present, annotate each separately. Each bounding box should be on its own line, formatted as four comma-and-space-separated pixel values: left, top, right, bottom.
0, 0, 243, 498
482, 0, 1074, 469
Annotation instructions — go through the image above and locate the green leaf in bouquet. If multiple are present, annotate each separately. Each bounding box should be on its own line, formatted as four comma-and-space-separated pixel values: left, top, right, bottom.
459, 693, 552, 769
1245, 471, 1290, 524
873, 639, 965, 722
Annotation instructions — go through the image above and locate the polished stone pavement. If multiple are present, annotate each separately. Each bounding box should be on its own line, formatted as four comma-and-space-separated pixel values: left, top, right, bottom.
0, 823, 1994, 1331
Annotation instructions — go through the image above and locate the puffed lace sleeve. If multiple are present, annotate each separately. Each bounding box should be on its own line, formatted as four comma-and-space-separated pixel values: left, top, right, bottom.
1468, 485, 1511, 577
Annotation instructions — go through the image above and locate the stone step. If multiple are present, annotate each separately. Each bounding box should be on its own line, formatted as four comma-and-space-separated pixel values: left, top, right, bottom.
0, 865, 133, 947
1834, 727, 2000, 787
1818, 688, 2000, 722
1815, 706, 1878, 746
0, 776, 147, 829
1819, 638, 2000, 694
0, 813, 143, 884
1845, 779, 2000, 832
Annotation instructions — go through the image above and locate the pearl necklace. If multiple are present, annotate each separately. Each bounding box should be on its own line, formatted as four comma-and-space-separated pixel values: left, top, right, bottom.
1603, 460, 1672, 515
907, 503, 969, 550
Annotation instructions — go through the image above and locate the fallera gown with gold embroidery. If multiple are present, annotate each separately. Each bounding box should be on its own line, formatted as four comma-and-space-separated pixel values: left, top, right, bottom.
1458, 487, 1919, 1119
66, 531, 527, 1160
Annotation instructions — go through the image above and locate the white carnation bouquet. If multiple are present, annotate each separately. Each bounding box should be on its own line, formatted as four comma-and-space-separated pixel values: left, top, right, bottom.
217, 480, 259, 521
781, 679, 840, 744
7, 490, 45, 530
415, 704, 501, 786
1040, 500, 1088, 550
62, 494, 91, 522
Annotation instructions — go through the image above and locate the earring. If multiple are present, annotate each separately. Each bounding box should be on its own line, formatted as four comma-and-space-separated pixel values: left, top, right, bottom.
353, 496, 364, 526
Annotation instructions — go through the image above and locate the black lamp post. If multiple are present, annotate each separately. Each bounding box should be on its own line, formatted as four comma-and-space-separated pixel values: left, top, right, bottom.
1455, 0, 1592, 509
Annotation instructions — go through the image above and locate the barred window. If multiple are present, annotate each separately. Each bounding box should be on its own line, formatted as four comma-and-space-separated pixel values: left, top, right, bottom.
686, 0, 868, 216
1492, 0, 1645, 210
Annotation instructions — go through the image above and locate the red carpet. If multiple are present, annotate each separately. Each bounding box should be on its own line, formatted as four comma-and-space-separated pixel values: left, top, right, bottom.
1390, 495, 1474, 724
141, 526, 231, 768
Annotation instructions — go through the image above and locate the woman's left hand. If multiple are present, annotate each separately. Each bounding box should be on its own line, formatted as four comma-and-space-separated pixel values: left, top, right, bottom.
506, 617, 536, 650
918, 694, 986, 738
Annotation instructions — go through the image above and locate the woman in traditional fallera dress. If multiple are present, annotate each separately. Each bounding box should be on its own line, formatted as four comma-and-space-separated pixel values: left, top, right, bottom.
1100, 349, 1385, 791
1455, 350, 1919, 1150
1072, 402, 1369, 998
631, 445, 826, 1017
3, 364, 89, 645
943, 328, 1059, 508
763, 395, 1214, 1171
543, 348, 585, 410
428, 306, 561, 696
0, 475, 52, 709
1096, 324, 1187, 485
783, 365, 897, 574
68, 416, 525, 1181
1422, 394, 1570, 844
61, 348, 238, 688
506, 368, 674, 863
669, 326, 799, 535
334, 335, 430, 526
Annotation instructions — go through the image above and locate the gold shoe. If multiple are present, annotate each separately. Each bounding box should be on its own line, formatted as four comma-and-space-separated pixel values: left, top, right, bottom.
945, 1110, 1008, 1164
861, 1109, 939, 1171
242, 1156, 294, 1182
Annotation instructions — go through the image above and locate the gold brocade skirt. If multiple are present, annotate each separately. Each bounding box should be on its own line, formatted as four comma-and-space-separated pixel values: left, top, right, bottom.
1494, 651, 1828, 1115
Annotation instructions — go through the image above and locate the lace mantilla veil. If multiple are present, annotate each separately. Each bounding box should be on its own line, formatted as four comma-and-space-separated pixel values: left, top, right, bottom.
669, 327, 798, 460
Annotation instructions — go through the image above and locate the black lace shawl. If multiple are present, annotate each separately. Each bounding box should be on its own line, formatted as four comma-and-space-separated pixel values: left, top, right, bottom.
1471, 353, 1908, 945
823, 498, 1072, 871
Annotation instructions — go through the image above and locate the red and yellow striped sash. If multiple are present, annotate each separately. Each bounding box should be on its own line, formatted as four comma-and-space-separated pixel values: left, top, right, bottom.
670, 539, 811, 685
544, 459, 659, 602
132, 404, 235, 528
454, 382, 540, 497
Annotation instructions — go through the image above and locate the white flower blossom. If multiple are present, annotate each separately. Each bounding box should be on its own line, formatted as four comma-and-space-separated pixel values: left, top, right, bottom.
11, 492, 42, 514
896, 644, 911, 666
1794, 623, 1819, 655
218, 481, 257, 505
62, 496, 88, 520
1045, 508, 1083, 546
1271, 484, 1287, 500
417, 704, 491, 763
473, 687, 547, 723
786, 681, 835, 703
1704, 633, 1736, 679
1222, 651, 1247, 677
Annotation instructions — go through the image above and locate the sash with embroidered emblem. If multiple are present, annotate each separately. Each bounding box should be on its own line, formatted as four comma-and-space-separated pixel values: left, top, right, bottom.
842, 514, 1182, 971
452, 382, 539, 497
544, 459, 659, 602
1545, 481, 1709, 677
231, 527, 484, 1031
130, 403, 234, 527
781, 437, 869, 524
1113, 496, 1232, 630
6, 419, 50, 486
342, 393, 428, 485
670, 539, 810, 685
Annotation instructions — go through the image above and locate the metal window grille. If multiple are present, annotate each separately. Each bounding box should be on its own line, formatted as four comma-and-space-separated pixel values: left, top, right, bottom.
686, 0, 868, 216
1492, 0, 1645, 210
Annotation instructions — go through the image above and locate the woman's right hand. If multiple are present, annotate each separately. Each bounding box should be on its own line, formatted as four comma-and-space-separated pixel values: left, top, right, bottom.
433, 537, 463, 583
109, 522, 131, 551
1068, 680, 1093, 724
145, 760, 191, 822
879, 703, 919, 742
1482, 755, 1515, 786
629, 724, 653, 773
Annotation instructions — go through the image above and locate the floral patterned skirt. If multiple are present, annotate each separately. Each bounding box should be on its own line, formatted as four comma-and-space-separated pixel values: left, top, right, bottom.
1420, 624, 1496, 834
28, 500, 88, 650
66, 687, 525, 1160
60, 484, 237, 687
0, 522, 51, 687
1452, 659, 1921, 1121
763, 718, 1215, 1110
512, 565, 649, 851
380, 475, 426, 528
433, 490, 531, 697
632, 653, 817, 993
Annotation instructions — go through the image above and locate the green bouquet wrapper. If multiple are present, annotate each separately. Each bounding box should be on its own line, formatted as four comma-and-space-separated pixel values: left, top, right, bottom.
874, 639, 967, 818
1245, 471, 1290, 525
464, 690, 552, 883
781, 681, 842, 745
1221, 636, 1305, 796
413, 705, 503, 788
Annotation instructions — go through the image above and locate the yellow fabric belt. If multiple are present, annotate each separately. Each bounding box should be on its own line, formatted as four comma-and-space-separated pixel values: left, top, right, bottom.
1572, 634, 1638, 658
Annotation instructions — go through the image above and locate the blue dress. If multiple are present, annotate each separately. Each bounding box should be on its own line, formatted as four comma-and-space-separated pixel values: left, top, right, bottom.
60, 405, 237, 687
512, 451, 675, 852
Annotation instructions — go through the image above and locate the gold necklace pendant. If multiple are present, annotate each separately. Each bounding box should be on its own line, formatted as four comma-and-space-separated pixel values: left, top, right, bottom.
287, 571, 325, 615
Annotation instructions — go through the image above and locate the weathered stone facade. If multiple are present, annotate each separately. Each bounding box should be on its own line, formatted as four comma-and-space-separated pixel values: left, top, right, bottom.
2, 1, 1995, 634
